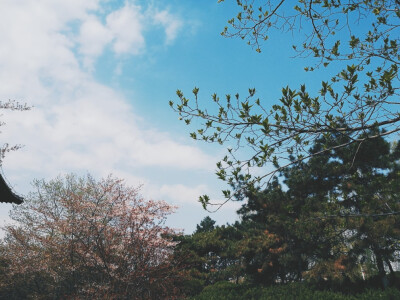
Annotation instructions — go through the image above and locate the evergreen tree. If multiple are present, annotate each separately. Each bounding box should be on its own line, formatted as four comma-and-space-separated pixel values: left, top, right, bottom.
239, 132, 400, 286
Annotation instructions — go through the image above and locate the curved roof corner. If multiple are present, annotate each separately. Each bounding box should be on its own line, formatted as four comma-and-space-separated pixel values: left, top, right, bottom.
0, 173, 23, 204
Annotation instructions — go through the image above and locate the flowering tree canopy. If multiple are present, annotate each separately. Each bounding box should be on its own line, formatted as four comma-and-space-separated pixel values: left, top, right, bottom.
1, 174, 182, 299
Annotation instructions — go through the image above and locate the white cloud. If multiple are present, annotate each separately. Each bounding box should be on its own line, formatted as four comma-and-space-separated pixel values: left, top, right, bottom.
0, 1, 211, 187
76, 2, 184, 69
0, 0, 225, 234
78, 16, 114, 68
77, 3, 145, 69
158, 183, 208, 204
106, 3, 145, 55
153, 10, 183, 44
2, 83, 214, 177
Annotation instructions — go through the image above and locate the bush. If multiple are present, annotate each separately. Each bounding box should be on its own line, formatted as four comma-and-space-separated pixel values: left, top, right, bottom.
191, 282, 400, 300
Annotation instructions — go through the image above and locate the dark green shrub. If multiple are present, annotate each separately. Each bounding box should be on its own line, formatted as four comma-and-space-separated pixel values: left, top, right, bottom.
191, 282, 400, 300
191, 282, 253, 300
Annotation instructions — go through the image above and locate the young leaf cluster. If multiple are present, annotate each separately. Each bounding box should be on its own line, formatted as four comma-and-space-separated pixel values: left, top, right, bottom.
171, 0, 400, 209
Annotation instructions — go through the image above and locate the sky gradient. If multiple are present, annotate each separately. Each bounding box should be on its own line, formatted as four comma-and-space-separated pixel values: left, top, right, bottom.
0, 0, 324, 233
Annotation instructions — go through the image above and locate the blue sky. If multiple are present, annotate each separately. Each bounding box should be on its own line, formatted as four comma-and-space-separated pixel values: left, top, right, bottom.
0, 0, 327, 233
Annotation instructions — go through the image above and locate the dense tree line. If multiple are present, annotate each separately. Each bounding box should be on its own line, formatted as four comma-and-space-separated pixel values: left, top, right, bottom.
175, 132, 399, 296
0, 130, 399, 298
0, 134, 398, 298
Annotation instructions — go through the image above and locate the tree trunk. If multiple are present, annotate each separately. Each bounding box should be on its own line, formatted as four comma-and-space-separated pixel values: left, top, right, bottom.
374, 250, 388, 289
385, 257, 394, 275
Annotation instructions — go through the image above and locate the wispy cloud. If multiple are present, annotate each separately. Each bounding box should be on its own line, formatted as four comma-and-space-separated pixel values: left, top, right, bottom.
153, 10, 183, 44
77, 2, 184, 70
106, 3, 145, 55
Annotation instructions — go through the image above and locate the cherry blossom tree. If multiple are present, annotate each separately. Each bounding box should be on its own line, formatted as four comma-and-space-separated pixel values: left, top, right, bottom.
1, 174, 183, 299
